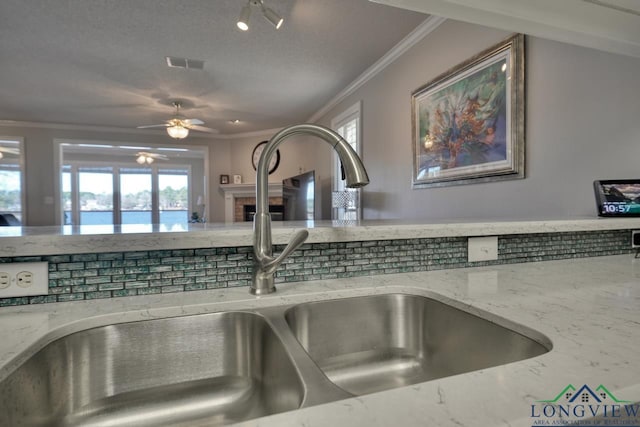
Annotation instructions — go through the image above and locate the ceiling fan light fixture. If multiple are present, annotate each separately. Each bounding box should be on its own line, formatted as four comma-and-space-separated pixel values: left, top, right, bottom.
137, 101, 215, 136
262, 6, 283, 29
136, 154, 153, 164
237, 3, 251, 31
167, 125, 189, 139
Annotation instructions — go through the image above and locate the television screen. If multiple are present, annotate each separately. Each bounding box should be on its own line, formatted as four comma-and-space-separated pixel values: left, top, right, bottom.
283, 171, 315, 220
593, 180, 640, 217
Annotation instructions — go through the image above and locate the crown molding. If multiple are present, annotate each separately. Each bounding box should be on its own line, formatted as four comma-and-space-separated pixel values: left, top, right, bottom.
0, 120, 227, 138
0, 120, 282, 141
371, 0, 640, 58
223, 127, 283, 140
307, 15, 446, 122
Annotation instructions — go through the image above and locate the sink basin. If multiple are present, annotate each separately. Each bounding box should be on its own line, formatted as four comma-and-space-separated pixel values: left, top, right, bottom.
0, 292, 552, 425
0, 311, 304, 427
285, 293, 551, 396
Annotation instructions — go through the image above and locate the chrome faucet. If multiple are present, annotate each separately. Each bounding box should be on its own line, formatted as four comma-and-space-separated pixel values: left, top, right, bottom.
251, 123, 370, 295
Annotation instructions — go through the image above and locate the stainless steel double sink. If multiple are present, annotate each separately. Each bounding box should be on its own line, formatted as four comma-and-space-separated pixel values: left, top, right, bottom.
0, 293, 552, 426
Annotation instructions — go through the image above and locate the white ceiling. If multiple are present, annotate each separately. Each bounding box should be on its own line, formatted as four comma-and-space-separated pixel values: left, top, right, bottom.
0, 0, 427, 135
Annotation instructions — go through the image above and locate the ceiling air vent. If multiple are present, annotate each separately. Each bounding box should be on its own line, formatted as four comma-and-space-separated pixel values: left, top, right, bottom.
165, 56, 205, 70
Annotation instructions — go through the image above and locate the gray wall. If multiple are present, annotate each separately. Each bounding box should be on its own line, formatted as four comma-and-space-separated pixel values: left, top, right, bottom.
225, 133, 331, 219
316, 20, 640, 220
226, 133, 318, 184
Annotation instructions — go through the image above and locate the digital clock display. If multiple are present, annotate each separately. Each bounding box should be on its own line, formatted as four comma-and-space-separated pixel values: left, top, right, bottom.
594, 180, 640, 217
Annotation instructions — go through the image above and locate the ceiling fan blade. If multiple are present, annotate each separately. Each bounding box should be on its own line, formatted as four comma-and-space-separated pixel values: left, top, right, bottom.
0, 147, 20, 154
188, 125, 219, 134
183, 118, 204, 126
136, 152, 169, 161
137, 124, 169, 129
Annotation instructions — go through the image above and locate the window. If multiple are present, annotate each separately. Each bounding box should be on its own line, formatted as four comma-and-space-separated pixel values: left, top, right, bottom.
58, 142, 206, 229
120, 167, 152, 225
80, 166, 115, 225
159, 168, 190, 225
331, 101, 362, 220
0, 138, 24, 223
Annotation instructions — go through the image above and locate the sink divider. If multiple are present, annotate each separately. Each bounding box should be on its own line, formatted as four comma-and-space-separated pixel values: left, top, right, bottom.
257, 305, 356, 407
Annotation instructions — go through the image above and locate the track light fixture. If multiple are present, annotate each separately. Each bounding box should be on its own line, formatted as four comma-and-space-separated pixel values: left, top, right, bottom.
262, 5, 283, 29
237, 0, 283, 31
237, 3, 251, 31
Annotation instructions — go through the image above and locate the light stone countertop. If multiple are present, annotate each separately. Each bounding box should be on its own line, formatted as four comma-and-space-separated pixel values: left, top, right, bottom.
2, 217, 640, 257
0, 254, 638, 426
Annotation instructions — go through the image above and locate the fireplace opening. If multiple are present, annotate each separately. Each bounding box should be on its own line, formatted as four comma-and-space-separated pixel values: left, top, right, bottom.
243, 204, 284, 222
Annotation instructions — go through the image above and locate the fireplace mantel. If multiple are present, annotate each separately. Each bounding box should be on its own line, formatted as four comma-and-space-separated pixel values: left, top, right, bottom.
219, 183, 295, 222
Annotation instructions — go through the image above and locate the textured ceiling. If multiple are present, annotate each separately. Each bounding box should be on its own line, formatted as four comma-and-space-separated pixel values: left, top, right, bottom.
0, 0, 427, 135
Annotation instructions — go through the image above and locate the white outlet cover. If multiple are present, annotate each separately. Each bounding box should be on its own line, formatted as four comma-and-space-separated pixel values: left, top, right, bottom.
0, 272, 10, 289
0, 262, 48, 298
468, 236, 498, 262
16, 271, 34, 288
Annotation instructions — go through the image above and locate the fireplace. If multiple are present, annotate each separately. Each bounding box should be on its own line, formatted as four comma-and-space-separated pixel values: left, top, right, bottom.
243, 204, 285, 222
219, 183, 296, 223
234, 196, 284, 222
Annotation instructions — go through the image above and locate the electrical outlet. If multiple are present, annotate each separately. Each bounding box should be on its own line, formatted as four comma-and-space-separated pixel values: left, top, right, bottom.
16, 271, 34, 288
0, 262, 48, 298
468, 236, 498, 262
0, 272, 10, 289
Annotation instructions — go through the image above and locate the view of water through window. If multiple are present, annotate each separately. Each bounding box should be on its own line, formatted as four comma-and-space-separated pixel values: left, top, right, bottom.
0, 168, 21, 221
60, 143, 203, 227
74, 210, 188, 225
0, 139, 23, 222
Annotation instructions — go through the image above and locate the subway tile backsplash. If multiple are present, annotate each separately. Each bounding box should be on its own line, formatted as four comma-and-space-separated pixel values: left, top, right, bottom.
0, 229, 632, 306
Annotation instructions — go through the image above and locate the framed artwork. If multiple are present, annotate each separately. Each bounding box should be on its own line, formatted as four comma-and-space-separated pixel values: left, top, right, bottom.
220, 174, 229, 184
411, 34, 525, 188
233, 174, 242, 184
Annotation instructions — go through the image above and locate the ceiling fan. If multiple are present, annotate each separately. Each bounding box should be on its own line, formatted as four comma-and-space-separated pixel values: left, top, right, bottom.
0, 146, 20, 160
137, 101, 217, 139
136, 151, 168, 164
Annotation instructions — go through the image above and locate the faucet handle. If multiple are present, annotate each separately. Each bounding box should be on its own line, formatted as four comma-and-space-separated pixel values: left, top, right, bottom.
252, 229, 309, 295
277, 229, 309, 261
266, 229, 309, 272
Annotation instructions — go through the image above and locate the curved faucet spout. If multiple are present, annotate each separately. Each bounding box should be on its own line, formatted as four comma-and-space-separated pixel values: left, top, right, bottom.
251, 123, 369, 295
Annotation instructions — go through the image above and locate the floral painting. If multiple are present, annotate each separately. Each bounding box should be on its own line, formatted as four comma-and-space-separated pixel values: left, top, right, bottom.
412, 34, 525, 188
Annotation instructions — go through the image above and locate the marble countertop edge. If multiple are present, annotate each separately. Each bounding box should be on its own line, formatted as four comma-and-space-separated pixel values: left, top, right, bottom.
2, 218, 640, 257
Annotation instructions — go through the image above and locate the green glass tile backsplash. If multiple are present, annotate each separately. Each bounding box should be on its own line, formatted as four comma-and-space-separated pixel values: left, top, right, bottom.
0, 230, 632, 306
